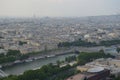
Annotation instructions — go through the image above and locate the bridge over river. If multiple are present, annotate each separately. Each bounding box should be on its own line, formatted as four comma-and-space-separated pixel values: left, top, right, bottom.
0, 69, 8, 77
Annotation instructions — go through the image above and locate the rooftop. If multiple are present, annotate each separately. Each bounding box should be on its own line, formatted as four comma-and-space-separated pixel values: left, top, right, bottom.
66, 73, 85, 80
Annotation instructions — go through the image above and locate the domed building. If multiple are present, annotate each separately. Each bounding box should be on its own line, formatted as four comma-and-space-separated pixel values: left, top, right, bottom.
66, 67, 110, 80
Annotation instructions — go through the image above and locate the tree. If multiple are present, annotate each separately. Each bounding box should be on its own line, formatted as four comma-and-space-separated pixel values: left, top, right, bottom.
116, 47, 120, 53
18, 41, 27, 46
7, 50, 21, 56
99, 49, 104, 53
56, 60, 61, 66
44, 45, 48, 52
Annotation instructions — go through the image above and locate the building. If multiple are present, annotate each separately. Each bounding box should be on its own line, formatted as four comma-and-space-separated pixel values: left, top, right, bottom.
66, 73, 85, 80
77, 66, 90, 72
66, 67, 110, 80
0, 49, 7, 55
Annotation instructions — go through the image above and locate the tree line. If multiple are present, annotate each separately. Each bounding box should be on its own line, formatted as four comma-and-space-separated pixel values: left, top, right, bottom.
58, 39, 120, 47
0, 50, 29, 64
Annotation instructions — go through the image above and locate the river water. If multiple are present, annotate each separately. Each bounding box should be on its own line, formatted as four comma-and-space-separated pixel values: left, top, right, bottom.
2, 53, 76, 75
2, 46, 118, 75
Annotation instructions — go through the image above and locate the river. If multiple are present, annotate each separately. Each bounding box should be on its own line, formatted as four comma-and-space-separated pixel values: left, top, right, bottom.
2, 53, 76, 75
2, 46, 118, 75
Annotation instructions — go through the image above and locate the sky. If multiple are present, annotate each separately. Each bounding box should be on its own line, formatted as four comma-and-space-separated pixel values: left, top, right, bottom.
0, 0, 120, 17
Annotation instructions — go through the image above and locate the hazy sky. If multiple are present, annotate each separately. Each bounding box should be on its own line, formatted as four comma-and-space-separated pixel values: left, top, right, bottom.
0, 0, 120, 17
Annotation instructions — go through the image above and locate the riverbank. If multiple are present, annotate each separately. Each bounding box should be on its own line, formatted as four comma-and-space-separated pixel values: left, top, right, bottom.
1, 46, 119, 75
1, 46, 118, 69
2, 53, 77, 75
1, 49, 74, 69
